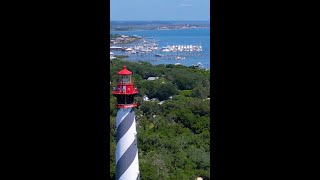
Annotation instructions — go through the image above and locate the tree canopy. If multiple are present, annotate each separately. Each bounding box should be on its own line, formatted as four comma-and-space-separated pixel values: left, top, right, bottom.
110, 59, 211, 179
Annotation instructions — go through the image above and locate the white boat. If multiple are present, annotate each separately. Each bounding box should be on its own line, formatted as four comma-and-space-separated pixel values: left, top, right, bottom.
155, 54, 164, 57
175, 56, 185, 60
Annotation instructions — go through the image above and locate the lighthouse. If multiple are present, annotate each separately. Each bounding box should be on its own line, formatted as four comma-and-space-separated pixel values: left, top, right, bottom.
113, 66, 140, 180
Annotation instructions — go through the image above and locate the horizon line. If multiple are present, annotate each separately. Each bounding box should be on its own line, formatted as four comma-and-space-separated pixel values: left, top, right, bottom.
110, 20, 210, 22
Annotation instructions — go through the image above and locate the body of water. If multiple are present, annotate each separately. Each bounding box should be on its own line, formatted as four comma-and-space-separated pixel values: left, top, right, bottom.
110, 28, 210, 69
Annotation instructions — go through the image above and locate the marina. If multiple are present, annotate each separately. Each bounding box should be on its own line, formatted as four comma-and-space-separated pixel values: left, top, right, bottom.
110, 28, 210, 69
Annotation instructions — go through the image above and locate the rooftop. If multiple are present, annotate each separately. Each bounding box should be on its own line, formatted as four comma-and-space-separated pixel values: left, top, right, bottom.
118, 66, 132, 75
147, 77, 159, 81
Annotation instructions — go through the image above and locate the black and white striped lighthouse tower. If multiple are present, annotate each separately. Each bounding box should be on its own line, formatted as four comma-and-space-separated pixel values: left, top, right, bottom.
113, 66, 140, 180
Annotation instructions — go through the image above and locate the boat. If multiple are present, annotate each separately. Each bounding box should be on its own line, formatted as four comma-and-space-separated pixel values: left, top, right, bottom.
125, 48, 133, 51
174, 56, 185, 60
155, 54, 164, 57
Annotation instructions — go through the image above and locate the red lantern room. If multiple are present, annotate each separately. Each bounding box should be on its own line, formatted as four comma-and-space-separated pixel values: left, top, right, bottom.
112, 66, 138, 108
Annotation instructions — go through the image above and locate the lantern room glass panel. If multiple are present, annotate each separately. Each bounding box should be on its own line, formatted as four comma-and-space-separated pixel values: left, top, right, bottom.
118, 75, 132, 84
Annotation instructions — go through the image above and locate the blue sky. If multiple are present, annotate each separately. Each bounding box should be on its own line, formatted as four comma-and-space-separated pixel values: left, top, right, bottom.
110, 0, 210, 21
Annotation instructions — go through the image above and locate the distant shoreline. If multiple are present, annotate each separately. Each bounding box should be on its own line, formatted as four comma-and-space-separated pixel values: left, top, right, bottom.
110, 27, 209, 32
110, 22, 210, 31
110, 20, 210, 31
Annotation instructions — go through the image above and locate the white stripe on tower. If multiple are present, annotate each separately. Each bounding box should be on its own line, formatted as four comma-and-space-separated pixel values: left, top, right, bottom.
116, 108, 140, 180
116, 110, 136, 163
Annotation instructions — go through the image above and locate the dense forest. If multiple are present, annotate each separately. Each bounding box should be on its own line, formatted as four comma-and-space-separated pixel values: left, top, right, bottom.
109, 59, 210, 179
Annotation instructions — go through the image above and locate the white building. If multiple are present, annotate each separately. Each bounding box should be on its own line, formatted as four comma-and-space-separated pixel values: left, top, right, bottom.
142, 95, 149, 101
147, 77, 159, 81
110, 51, 116, 60
158, 101, 165, 105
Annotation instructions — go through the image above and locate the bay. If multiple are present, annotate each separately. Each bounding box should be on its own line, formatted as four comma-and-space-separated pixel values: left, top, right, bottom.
110, 28, 210, 69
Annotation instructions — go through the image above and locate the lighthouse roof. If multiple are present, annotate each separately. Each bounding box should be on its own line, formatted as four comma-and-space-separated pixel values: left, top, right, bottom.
117, 66, 132, 75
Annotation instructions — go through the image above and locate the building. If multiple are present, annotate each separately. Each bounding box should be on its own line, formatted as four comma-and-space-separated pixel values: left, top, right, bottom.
110, 46, 123, 51
110, 52, 116, 60
142, 95, 149, 101
147, 77, 159, 81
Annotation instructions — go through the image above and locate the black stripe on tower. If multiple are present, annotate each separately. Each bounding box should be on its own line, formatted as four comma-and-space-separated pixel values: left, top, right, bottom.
116, 112, 134, 144
116, 135, 138, 180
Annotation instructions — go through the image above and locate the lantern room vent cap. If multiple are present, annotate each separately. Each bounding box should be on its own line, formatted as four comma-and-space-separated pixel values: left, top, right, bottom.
117, 66, 132, 75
